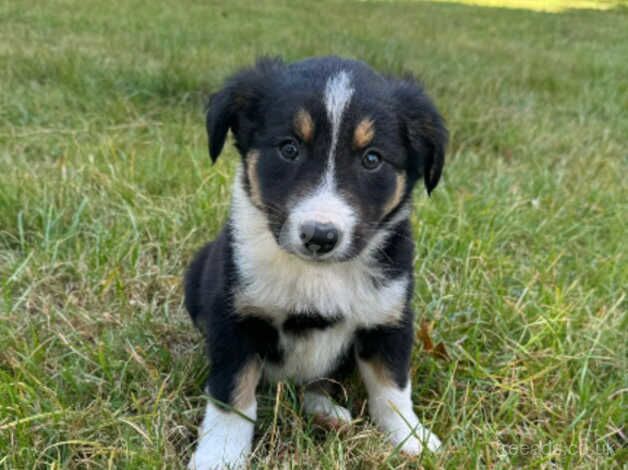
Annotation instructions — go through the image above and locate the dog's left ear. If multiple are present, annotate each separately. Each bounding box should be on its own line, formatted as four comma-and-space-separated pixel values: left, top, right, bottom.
206, 57, 284, 162
392, 79, 448, 194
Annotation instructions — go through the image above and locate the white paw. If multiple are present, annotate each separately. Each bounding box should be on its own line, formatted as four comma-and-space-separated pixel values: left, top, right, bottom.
422, 428, 442, 453
188, 447, 248, 470
188, 401, 255, 470
303, 391, 352, 428
315, 403, 353, 426
392, 425, 442, 455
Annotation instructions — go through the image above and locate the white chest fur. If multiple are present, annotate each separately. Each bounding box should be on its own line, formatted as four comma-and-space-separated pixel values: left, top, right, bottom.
263, 321, 355, 383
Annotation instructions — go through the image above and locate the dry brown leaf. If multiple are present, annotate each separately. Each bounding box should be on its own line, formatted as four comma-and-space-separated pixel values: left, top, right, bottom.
433, 341, 451, 361
418, 320, 434, 351
418, 319, 450, 362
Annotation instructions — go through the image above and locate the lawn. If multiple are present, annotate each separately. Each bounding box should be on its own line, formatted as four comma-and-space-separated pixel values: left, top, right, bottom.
0, 0, 626, 468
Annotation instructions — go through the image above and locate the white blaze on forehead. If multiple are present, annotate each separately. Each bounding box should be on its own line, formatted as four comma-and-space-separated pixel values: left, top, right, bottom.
275, 71, 357, 259
323, 70, 354, 181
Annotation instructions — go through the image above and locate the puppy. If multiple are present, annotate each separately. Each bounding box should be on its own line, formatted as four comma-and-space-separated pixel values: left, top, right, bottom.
185, 56, 447, 469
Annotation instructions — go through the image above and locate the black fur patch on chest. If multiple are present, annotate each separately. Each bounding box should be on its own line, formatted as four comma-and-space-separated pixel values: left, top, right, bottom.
239, 315, 283, 363
282, 313, 343, 336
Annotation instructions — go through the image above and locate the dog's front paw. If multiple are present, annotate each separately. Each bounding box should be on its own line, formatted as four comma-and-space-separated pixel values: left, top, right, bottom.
371, 403, 442, 455
187, 444, 249, 470
303, 391, 352, 429
390, 424, 442, 455
188, 427, 252, 470
188, 401, 255, 470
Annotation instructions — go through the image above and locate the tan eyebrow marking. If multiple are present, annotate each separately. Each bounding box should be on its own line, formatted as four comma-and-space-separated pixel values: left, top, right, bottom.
383, 172, 407, 215
353, 118, 375, 149
294, 108, 315, 143
245, 150, 263, 207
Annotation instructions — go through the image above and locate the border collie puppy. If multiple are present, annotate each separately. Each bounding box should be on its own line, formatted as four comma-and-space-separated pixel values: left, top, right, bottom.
185, 56, 447, 469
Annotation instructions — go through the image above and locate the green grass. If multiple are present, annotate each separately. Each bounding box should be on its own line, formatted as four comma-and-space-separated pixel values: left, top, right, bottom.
1, 0, 626, 468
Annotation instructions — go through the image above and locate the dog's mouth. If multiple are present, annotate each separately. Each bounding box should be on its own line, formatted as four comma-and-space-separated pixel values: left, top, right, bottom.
287, 245, 346, 263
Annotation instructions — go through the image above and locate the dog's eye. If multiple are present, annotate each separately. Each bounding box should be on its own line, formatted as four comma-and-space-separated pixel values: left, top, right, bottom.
279, 139, 299, 161
362, 150, 382, 170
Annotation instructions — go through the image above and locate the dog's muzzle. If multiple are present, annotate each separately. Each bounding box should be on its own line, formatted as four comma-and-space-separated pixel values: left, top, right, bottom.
281, 188, 357, 261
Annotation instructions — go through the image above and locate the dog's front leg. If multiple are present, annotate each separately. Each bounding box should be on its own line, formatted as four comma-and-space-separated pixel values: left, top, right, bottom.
356, 323, 441, 455
189, 358, 261, 470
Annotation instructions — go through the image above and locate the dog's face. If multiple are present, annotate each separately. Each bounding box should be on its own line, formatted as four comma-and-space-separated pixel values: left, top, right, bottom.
207, 57, 447, 262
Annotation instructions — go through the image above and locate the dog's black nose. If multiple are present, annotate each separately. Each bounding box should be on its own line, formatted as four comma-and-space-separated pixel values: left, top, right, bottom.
299, 221, 339, 255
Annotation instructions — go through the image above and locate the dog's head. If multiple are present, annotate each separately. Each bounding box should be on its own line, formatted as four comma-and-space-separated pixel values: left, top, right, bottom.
207, 57, 447, 262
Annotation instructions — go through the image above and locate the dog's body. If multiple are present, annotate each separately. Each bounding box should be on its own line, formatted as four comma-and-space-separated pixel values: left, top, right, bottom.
185, 56, 447, 469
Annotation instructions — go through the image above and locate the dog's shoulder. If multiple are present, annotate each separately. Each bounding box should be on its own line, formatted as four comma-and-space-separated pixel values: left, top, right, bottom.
184, 226, 235, 329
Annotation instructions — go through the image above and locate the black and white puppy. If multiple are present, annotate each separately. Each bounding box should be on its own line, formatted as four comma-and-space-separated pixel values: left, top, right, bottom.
185, 56, 447, 469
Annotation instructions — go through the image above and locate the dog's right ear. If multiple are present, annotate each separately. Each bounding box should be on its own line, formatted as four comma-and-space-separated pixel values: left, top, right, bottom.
206, 57, 284, 162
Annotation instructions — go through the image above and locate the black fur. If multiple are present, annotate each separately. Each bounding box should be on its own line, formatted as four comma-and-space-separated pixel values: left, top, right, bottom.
282, 313, 343, 335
